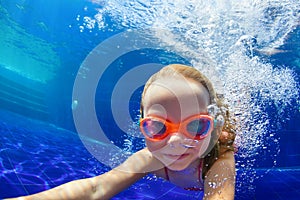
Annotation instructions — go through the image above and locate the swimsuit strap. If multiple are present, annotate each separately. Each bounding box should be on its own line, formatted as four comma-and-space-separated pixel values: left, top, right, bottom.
164, 166, 170, 180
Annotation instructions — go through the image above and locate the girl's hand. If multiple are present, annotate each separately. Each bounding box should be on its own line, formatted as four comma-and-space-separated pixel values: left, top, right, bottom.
219, 131, 232, 143
219, 131, 238, 153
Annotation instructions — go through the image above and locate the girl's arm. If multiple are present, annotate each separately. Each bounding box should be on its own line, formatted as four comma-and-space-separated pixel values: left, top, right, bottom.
7, 148, 163, 200
203, 150, 236, 200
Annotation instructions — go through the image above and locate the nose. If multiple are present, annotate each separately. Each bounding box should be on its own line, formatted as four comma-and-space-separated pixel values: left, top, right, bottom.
167, 132, 186, 148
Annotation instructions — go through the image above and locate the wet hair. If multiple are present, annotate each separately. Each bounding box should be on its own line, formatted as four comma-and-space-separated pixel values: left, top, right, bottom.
140, 64, 236, 179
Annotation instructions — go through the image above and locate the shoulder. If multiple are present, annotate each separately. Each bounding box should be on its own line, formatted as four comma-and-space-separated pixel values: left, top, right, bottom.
203, 151, 235, 200
218, 150, 235, 163
211, 150, 235, 173
205, 151, 235, 187
204, 150, 235, 181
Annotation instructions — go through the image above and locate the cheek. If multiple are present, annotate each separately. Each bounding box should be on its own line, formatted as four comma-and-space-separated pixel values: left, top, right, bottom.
146, 140, 166, 152
195, 135, 212, 157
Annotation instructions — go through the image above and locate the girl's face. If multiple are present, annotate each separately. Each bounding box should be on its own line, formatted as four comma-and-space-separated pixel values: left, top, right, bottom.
142, 76, 213, 171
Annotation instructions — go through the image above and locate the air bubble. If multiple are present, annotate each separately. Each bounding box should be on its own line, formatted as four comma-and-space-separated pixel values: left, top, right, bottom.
208, 181, 217, 188
71, 100, 78, 110
216, 115, 225, 127
207, 104, 220, 117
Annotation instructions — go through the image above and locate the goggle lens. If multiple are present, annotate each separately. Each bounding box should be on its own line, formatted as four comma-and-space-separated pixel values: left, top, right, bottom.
142, 119, 166, 139
186, 118, 211, 138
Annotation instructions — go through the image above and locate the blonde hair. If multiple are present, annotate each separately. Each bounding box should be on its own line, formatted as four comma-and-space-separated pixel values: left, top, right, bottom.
140, 64, 236, 178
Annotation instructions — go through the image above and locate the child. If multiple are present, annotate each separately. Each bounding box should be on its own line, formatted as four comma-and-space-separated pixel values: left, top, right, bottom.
7, 64, 236, 200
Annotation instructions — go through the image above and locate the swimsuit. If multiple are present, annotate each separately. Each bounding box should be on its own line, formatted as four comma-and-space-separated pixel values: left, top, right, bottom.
164, 159, 204, 191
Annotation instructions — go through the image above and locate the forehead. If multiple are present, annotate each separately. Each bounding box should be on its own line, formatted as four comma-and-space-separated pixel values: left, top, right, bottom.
143, 77, 210, 119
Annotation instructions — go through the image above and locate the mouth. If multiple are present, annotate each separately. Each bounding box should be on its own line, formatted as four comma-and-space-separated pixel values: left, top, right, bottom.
163, 153, 190, 160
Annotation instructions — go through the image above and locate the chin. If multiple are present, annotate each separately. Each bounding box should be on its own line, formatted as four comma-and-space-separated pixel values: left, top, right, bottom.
167, 163, 189, 171
160, 153, 195, 171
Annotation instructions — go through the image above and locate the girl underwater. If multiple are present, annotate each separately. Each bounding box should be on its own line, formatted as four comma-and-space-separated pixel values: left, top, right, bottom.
8, 64, 236, 200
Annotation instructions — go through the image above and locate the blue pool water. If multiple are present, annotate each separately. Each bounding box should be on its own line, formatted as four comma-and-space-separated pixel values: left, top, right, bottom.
1, 0, 300, 199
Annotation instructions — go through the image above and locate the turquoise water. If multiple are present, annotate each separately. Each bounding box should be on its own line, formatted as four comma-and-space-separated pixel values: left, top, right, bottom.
0, 0, 300, 199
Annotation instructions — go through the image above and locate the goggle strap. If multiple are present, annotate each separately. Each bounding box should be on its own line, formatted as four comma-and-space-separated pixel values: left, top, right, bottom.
213, 119, 217, 128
